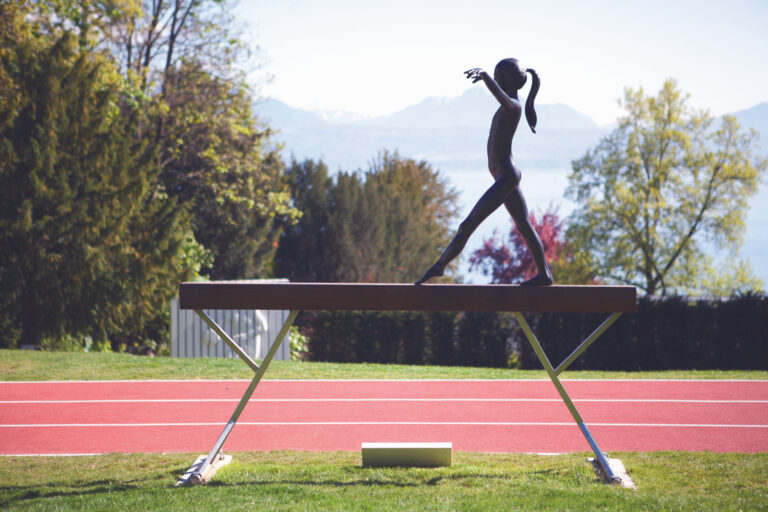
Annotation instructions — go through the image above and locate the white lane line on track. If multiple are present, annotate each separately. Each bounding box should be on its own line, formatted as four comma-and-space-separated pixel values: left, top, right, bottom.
2, 398, 766, 404
2, 422, 767, 428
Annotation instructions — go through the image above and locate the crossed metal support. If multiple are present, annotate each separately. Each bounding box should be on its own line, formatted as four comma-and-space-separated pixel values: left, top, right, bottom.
513, 311, 623, 483
189, 309, 299, 484
188, 308, 622, 484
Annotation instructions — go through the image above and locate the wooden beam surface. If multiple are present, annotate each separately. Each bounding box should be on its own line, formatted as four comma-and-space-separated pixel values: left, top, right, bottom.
179, 282, 637, 313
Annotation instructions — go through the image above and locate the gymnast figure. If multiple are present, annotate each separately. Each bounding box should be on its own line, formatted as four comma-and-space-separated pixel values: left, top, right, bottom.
416, 58, 553, 286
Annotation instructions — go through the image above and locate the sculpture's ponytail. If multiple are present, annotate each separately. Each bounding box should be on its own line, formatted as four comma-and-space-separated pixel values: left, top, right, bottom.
525, 68, 539, 133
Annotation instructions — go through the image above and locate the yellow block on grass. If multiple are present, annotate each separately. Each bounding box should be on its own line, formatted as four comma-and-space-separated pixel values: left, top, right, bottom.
361, 442, 452, 467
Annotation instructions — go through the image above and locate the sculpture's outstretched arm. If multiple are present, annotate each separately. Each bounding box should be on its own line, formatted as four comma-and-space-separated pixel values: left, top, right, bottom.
464, 68, 521, 115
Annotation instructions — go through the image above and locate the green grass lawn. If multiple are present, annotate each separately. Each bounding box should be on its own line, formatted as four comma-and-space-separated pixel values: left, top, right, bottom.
2, 349, 766, 510
1, 451, 766, 511
2, 349, 767, 381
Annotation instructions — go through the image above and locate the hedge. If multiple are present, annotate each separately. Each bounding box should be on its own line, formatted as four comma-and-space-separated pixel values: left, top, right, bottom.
299, 311, 512, 368
297, 295, 767, 371
519, 295, 768, 371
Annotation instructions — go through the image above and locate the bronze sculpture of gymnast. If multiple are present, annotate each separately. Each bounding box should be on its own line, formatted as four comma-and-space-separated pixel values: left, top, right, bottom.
416, 58, 553, 286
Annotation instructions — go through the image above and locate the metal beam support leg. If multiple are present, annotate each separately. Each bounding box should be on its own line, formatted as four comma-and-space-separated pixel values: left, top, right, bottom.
194, 309, 261, 372
190, 309, 299, 483
554, 313, 622, 375
512, 312, 620, 483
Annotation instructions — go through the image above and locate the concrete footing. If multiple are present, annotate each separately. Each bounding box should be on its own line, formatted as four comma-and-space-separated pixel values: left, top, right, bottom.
362, 442, 452, 467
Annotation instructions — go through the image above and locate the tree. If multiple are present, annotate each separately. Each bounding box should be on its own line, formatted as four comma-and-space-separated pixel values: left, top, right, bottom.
0, 32, 198, 348
158, 62, 297, 279
354, 153, 461, 282
29, 0, 298, 279
275, 153, 461, 283
468, 206, 595, 284
31, 0, 248, 92
273, 159, 336, 282
469, 207, 563, 284
565, 80, 766, 295
0, 1, 293, 350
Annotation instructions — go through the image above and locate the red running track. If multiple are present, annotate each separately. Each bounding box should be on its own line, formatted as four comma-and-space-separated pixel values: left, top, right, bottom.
1, 379, 766, 455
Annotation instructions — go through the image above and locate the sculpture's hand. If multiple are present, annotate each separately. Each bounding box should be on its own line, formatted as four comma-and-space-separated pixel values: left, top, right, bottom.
464, 68, 484, 83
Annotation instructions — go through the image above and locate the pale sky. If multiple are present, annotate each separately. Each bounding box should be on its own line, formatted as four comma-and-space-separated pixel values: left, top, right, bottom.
236, 0, 767, 125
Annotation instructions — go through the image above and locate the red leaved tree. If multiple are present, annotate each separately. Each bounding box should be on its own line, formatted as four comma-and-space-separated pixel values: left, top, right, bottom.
469, 206, 566, 284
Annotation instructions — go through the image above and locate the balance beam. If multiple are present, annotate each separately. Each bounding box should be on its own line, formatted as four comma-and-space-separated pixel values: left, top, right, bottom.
177, 281, 637, 487
179, 282, 636, 313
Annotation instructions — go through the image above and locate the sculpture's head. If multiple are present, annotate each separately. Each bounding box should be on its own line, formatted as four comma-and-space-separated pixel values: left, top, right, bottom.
494, 58, 527, 94
494, 58, 540, 133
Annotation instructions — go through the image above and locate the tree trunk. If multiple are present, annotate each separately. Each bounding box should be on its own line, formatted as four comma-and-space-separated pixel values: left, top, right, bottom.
645, 276, 656, 296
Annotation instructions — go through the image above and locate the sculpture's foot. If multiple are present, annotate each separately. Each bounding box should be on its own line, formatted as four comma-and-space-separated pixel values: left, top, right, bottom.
415, 262, 445, 285
520, 270, 553, 286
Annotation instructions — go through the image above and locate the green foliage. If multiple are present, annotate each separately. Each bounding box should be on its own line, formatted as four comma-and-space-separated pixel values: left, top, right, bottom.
40, 333, 88, 352
685, 254, 764, 297
566, 80, 767, 295
363, 153, 460, 281
1, 1, 297, 349
0, 32, 196, 348
288, 326, 310, 361
29, 0, 143, 51
26, 1, 297, 265
159, 63, 297, 279
275, 153, 460, 283
551, 247, 600, 285
272, 159, 336, 281
29, 0, 247, 89
92, 0, 298, 279
40, 333, 112, 352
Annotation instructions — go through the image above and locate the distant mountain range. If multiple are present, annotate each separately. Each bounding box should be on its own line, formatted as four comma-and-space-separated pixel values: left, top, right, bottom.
257, 86, 601, 131
254, 88, 767, 176
734, 102, 768, 140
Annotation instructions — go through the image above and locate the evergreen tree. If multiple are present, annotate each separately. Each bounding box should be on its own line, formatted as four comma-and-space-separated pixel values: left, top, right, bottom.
274, 159, 338, 281
0, 32, 196, 348
357, 153, 460, 282
275, 153, 460, 283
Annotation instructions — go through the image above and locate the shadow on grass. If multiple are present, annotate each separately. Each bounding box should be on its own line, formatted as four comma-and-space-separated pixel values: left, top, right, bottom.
205, 477, 433, 489
0, 463, 584, 507
0, 466, 184, 508
0, 480, 144, 507
202, 464, 534, 490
